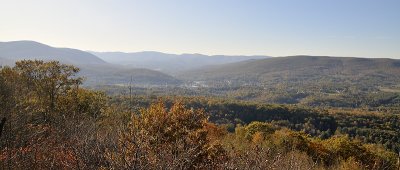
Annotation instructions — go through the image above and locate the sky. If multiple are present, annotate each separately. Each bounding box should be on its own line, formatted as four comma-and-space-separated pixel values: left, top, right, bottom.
0, 0, 399, 58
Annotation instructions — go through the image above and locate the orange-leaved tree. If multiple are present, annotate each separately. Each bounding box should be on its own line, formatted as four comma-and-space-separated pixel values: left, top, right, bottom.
107, 100, 226, 169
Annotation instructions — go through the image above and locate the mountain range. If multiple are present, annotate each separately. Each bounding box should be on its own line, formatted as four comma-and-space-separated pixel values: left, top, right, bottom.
1, 40, 400, 92
0, 41, 180, 86
0, 40, 271, 86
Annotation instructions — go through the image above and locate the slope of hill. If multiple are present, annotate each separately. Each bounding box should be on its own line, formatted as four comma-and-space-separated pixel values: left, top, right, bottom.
0, 41, 106, 65
0, 41, 180, 86
91, 51, 269, 74
80, 65, 181, 86
181, 55, 400, 84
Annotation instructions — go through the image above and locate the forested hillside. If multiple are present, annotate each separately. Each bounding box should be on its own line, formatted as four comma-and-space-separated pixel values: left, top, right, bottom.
181, 55, 400, 83
1, 60, 399, 169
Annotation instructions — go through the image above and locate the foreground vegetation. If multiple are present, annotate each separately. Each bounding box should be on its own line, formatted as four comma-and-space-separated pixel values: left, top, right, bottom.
0, 60, 399, 169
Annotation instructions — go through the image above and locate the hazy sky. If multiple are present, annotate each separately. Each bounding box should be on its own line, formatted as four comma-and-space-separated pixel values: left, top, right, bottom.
1, 0, 399, 58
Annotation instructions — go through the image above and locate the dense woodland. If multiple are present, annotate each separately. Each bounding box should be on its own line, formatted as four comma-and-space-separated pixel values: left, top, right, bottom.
1, 60, 400, 169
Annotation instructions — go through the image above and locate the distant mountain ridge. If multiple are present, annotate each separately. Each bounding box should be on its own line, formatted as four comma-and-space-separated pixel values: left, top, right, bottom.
91, 51, 270, 74
0, 41, 180, 86
0, 41, 106, 65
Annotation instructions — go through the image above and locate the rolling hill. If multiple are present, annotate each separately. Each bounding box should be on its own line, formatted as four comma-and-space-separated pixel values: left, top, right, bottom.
80, 65, 181, 86
181, 55, 400, 85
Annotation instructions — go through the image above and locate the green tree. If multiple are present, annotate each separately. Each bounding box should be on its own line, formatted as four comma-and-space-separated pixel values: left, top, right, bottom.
244, 121, 275, 140
13, 60, 82, 123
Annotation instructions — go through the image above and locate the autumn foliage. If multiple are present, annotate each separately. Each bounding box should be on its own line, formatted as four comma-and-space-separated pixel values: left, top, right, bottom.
107, 100, 226, 169
0, 60, 399, 170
